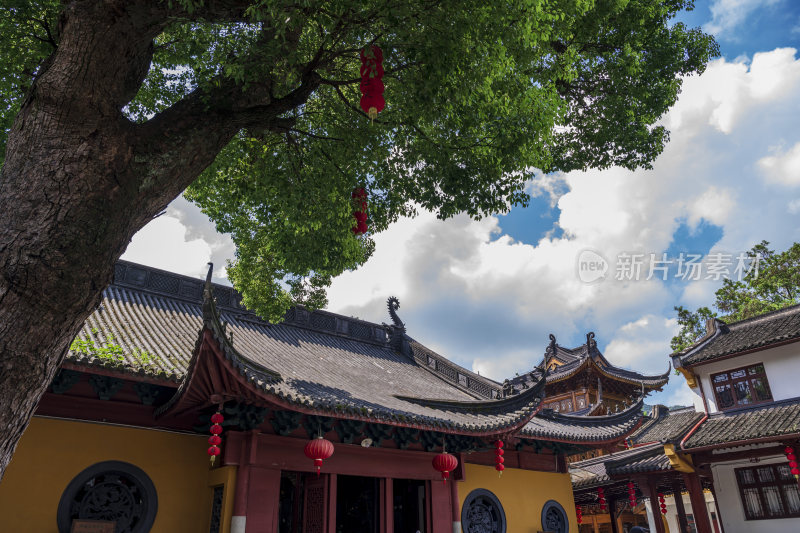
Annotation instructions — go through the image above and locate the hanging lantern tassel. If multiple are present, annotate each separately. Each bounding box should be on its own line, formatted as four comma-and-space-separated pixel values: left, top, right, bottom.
359, 45, 385, 121
305, 435, 335, 477
658, 493, 667, 515
207, 411, 224, 465
785, 446, 799, 479
494, 440, 505, 476
351, 187, 368, 235
597, 486, 607, 512
627, 481, 637, 508
432, 451, 458, 485
576, 505, 583, 525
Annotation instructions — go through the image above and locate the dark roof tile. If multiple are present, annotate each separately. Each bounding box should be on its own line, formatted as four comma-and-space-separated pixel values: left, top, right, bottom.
679, 304, 800, 366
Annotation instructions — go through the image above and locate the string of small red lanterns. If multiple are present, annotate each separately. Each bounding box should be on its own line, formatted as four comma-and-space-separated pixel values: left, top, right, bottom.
785, 445, 800, 479
627, 481, 637, 508
432, 446, 458, 484
359, 45, 385, 121
207, 410, 224, 465
305, 434, 335, 477
351, 187, 368, 235
494, 440, 505, 476
658, 493, 667, 515
576, 505, 583, 525
597, 487, 607, 512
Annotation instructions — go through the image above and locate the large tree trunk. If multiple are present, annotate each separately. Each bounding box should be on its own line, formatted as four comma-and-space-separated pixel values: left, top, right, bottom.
0, 0, 167, 480
0, 0, 314, 480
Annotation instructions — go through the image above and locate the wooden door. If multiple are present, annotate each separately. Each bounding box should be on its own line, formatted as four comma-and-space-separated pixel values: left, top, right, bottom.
303, 475, 328, 533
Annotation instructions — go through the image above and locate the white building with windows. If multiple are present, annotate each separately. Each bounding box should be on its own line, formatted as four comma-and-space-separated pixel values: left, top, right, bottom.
672, 305, 800, 533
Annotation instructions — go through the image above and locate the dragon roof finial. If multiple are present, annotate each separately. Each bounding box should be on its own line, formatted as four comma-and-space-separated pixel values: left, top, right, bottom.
387, 296, 405, 331
547, 333, 557, 355
586, 331, 596, 351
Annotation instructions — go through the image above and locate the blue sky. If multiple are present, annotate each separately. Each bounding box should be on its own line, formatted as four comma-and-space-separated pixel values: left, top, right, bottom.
124, 0, 800, 408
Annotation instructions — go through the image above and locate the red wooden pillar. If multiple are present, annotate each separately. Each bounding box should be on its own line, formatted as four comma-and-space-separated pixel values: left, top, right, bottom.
682, 472, 713, 533
608, 498, 619, 533
383, 478, 394, 533
672, 480, 689, 533
231, 431, 259, 533
451, 479, 461, 533
644, 476, 666, 533
245, 466, 281, 532
430, 478, 452, 532
327, 474, 338, 533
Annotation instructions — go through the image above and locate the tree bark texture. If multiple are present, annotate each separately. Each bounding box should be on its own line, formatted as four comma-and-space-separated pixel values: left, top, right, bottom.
0, 0, 319, 480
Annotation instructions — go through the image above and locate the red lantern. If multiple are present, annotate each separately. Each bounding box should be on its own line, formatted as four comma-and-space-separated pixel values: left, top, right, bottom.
576, 505, 583, 525
305, 435, 335, 476
658, 493, 667, 515
494, 440, 505, 475
785, 446, 799, 479
432, 452, 458, 484
359, 45, 385, 120
598, 487, 607, 512
206, 410, 224, 464
627, 481, 637, 507
351, 187, 368, 235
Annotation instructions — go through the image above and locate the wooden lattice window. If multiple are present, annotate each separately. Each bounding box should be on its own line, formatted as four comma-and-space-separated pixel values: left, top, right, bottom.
711, 363, 772, 410
735, 464, 800, 520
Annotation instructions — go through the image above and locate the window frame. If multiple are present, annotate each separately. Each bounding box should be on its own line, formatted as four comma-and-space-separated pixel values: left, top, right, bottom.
734, 464, 800, 521
710, 362, 773, 410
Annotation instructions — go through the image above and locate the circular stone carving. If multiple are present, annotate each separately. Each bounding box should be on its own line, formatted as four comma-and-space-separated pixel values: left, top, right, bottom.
57, 461, 158, 533
461, 488, 506, 533
541, 500, 568, 533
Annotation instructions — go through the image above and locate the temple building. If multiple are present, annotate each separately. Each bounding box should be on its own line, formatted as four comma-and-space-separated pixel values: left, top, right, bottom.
509, 333, 669, 417
569, 304, 800, 533
0, 261, 647, 533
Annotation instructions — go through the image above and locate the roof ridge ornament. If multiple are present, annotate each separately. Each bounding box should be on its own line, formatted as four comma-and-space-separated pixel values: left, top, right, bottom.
387, 296, 405, 332
547, 334, 557, 355
586, 331, 597, 352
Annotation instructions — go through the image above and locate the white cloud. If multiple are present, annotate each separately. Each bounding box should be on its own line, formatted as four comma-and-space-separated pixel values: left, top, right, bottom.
122, 196, 235, 284
604, 315, 679, 374
704, 0, 781, 37
758, 141, 800, 186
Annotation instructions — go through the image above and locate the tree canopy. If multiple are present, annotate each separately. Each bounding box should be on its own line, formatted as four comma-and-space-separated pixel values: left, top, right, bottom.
1, 0, 717, 320
671, 241, 800, 352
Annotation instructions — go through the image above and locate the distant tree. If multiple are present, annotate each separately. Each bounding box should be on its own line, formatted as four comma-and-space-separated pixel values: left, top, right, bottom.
0, 0, 717, 479
671, 241, 800, 352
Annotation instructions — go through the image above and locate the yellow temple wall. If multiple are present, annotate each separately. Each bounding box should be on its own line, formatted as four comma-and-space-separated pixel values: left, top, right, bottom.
461, 463, 577, 533
0, 416, 234, 532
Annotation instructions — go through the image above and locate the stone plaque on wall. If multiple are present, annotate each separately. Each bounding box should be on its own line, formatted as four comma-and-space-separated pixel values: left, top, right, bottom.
71, 519, 116, 532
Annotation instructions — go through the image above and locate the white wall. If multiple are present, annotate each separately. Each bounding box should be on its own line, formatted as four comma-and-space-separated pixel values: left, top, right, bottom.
711, 455, 800, 533
656, 491, 717, 533
694, 342, 800, 413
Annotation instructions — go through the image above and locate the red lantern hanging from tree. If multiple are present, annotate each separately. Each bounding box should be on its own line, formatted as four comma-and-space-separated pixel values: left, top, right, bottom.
658, 493, 667, 515
576, 505, 583, 525
360, 45, 385, 120
351, 187, 368, 234
785, 445, 799, 478
432, 449, 458, 484
627, 481, 637, 508
207, 410, 224, 465
494, 440, 505, 475
305, 435, 335, 476
597, 487, 607, 512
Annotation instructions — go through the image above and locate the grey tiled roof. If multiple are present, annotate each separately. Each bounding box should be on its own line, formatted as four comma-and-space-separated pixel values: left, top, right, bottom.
606, 445, 671, 476
631, 405, 703, 445
522, 399, 645, 442
570, 443, 665, 488
510, 336, 669, 392
678, 304, 800, 366
68, 261, 643, 442
683, 396, 800, 450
